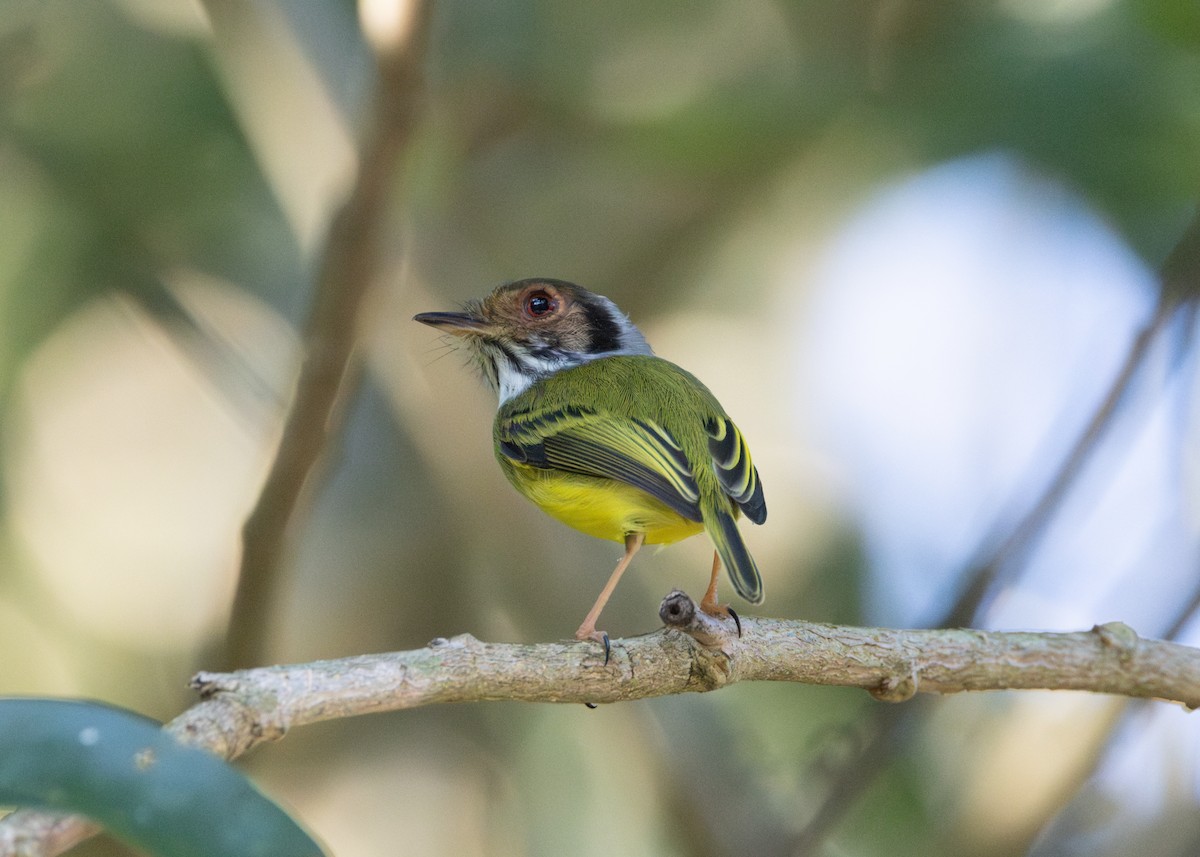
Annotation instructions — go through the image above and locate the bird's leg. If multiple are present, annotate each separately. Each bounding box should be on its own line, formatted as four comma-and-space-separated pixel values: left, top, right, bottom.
576, 532, 644, 664
699, 551, 742, 637
699, 551, 723, 613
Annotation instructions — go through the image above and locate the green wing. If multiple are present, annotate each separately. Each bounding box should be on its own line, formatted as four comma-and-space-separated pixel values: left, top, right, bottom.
706, 417, 767, 524
497, 405, 703, 522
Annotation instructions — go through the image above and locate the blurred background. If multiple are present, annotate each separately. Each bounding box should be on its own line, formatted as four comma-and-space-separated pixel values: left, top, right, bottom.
2, 0, 1200, 854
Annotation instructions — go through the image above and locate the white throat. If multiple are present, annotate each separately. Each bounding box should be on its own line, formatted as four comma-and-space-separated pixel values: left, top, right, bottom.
496, 358, 545, 404
494, 347, 647, 406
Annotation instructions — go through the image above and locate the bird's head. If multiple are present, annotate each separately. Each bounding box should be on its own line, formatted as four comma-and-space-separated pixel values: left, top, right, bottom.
414, 278, 652, 403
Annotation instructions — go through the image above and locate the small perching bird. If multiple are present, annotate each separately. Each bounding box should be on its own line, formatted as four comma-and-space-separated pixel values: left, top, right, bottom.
415, 278, 766, 658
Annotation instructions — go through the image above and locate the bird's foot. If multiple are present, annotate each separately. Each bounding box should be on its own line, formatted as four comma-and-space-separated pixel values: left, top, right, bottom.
698, 597, 742, 637
575, 625, 612, 666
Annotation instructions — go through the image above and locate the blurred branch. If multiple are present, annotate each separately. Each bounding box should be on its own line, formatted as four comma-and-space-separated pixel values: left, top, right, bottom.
789, 211, 1200, 855
950, 210, 1200, 628
4, 590, 1199, 856
221, 0, 432, 669
0, 815, 97, 857
945, 290, 1182, 628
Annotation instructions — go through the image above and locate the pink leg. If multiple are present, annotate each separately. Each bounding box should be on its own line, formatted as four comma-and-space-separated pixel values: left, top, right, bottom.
699, 551, 723, 615
575, 532, 645, 643
699, 550, 742, 636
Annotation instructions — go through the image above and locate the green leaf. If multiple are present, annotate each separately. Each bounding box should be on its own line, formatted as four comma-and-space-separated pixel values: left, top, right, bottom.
0, 698, 324, 857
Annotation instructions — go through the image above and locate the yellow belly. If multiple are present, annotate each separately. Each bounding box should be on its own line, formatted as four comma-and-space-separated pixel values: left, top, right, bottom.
510, 468, 705, 545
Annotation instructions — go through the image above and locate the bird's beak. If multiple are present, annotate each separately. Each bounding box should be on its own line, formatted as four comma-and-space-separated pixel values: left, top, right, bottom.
412, 310, 493, 336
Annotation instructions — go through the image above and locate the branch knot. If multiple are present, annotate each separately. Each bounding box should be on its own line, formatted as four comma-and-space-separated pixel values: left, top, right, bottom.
658, 589, 737, 649
1093, 621, 1139, 663
869, 668, 919, 703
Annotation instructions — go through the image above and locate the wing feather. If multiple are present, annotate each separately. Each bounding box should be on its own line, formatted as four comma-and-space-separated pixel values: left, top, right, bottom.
498, 406, 703, 522
706, 418, 767, 524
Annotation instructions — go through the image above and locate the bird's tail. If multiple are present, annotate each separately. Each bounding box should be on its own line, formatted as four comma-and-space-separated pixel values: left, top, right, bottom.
707, 507, 764, 604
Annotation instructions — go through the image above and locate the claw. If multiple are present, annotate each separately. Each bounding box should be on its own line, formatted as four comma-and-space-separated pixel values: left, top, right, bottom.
585, 702, 599, 709
575, 629, 613, 666
727, 606, 742, 638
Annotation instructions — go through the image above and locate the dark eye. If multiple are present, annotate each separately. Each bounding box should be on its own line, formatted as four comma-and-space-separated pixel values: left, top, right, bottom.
525, 291, 555, 317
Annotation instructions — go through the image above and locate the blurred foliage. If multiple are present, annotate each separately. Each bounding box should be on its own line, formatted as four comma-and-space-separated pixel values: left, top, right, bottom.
0, 698, 324, 857
0, 2, 303, 384
1, 0, 1198, 856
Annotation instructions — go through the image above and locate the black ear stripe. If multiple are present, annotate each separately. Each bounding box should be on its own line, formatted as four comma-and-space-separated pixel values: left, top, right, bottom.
580, 298, 623, 354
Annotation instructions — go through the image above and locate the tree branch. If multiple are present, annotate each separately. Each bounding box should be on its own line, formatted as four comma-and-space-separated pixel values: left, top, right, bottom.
222, 0, 432, 669
4, 592, 1199, 856
196, 593, 1200, 721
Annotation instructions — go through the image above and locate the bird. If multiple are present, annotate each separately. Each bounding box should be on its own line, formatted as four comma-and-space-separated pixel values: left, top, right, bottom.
414, 278, 766, 659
